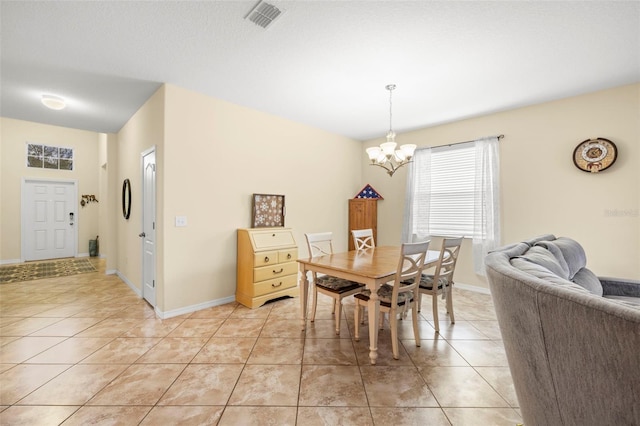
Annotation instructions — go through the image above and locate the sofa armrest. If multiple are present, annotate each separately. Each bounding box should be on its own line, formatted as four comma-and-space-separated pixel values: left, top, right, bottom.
599, 277, 640, 297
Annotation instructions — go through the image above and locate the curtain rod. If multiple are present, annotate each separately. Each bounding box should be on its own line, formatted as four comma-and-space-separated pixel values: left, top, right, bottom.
416, 134, 504, 151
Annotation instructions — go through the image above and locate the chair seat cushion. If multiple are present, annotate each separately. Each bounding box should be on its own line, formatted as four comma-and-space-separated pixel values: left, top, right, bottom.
418, 274, 449, 290
316, 275, 363, 293
354, 284, 413, 307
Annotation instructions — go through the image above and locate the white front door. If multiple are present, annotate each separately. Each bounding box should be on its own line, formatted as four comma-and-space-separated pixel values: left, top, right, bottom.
23, 179, 77, 261
141, 148, 156, 307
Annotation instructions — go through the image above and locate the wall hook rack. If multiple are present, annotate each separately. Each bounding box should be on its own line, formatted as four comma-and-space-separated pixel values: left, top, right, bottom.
81, 194, 99, 207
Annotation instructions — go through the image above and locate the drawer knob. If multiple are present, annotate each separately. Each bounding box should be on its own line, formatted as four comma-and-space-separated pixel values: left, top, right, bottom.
264, 256, 270, 262
273, 268, 284, 274
272, 282, 282, 288
287, 253, 291, 259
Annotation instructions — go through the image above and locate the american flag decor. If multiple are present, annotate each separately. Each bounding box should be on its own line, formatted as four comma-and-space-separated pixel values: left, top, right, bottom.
354, 184, 383, 200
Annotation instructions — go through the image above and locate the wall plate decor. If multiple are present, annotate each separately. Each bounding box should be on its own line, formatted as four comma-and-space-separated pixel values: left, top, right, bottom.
122, 179, 131, 219
573, 137, 617, 173
252, 194, 285, 228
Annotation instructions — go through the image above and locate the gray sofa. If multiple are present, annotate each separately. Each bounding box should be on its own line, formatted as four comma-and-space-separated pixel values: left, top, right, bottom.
485, 234, 640, 426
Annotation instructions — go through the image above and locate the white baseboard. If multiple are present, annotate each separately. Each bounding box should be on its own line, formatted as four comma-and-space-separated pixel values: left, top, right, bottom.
456, 282, 491, 295
157, 296, 236, 319
116, 271, 141, 297
110, 270, 237, 319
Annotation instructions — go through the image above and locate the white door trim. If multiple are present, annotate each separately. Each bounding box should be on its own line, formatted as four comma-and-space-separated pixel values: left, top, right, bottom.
21, 177, 78, 262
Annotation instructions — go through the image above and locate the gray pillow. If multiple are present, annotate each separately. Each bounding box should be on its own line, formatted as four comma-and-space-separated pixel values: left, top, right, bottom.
515, 246, 570, 279
510, 258, 590, 294
550, 237, 587, 279
571, 267, 603, 296
533, 241, 570, 276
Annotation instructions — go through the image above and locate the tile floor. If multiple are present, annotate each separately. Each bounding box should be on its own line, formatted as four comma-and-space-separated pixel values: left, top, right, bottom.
0, 259, 522, 425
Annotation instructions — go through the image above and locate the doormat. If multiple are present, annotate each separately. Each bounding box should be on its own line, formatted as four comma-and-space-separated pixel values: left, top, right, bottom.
0, 258, 97, 284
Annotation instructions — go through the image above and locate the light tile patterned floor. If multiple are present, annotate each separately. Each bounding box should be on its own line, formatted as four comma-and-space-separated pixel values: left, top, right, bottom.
0, 259, 522, 425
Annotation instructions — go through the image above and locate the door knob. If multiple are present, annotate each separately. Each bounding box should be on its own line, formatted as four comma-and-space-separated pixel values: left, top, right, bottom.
139, 232, 146, 237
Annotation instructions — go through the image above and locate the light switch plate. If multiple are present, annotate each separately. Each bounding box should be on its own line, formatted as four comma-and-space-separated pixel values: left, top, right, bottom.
175, 216, 187, 227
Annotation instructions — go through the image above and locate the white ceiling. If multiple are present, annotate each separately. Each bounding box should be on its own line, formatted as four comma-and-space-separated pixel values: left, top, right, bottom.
1, 1, 639, 141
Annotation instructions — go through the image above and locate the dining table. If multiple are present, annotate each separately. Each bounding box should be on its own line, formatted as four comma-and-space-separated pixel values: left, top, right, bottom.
297, 245, 442, 365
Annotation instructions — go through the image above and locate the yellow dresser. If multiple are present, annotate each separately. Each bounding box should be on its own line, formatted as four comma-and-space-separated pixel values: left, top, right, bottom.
236, 228, 299, 308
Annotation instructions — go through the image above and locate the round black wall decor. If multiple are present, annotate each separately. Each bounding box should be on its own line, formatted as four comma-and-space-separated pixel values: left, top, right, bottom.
122, 179, 131, 219
572, 137, 617, 173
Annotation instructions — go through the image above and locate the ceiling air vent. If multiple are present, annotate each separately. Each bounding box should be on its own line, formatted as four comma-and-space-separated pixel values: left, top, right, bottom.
245, 1, 284, 29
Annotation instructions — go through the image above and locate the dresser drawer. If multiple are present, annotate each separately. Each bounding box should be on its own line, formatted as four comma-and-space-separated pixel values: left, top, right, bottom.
278, 249, 297, 263
253, 250, 279, 266
254, 261, 298, 282
253, 274, 297, 297
251, 230, 296, 250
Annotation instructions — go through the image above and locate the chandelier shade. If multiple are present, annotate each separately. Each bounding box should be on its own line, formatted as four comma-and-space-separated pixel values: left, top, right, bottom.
366, 84, 416, 177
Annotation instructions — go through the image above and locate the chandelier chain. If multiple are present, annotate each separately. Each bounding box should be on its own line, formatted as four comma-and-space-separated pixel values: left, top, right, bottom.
386, 84, 395, 133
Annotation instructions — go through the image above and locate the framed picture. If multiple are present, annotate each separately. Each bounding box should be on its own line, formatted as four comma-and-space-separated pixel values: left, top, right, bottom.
252, 194, 285, 228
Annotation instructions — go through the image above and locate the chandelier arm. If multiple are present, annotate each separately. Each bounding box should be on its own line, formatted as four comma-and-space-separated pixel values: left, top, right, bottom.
369, 162, 393, 175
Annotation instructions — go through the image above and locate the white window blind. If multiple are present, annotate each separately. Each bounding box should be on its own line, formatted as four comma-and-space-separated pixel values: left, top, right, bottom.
415, 142, 475, 237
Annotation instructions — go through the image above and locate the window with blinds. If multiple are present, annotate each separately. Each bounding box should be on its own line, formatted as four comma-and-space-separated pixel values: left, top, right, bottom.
416, 142, 475, 237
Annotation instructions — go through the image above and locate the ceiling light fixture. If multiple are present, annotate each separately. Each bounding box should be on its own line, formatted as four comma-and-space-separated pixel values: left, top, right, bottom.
365, 84, 416, 177
41, 94, 66, 110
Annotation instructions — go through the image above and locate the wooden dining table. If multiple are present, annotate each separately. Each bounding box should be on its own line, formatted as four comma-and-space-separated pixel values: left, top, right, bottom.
298, 245, 441, 365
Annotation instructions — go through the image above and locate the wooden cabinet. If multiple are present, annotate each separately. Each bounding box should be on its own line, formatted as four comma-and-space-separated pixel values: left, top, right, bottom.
348, 199, 377, 251
237, 228, 299, 309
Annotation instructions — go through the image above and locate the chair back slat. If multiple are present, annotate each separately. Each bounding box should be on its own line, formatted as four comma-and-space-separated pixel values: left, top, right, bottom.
305, 232, 335, 257
352, 229, 375, 250
432, 237, 463, 285
390, 240, 430, 304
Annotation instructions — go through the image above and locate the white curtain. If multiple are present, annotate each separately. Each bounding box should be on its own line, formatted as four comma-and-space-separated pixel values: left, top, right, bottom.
472, 136, 501, 275
402, 148, 431, 243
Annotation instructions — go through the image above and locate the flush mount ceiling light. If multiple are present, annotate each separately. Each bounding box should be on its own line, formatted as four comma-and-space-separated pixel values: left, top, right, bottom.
41, 94, 66, 110
365, 84, 416, 177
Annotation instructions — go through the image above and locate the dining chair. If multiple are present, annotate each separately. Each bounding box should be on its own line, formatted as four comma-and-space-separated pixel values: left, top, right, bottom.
417, 236, 463, 333
305, 232, 365, 335
353, 240, 431, 359
352, 228, 385, 329
351, 228, 375, 250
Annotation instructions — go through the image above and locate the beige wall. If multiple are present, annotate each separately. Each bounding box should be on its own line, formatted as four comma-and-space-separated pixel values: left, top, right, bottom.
364, 83, 640, 288
98, 133, 118, 272
0, 118, 101, 262
159, 84, 362, 313
115, 87, 166, 302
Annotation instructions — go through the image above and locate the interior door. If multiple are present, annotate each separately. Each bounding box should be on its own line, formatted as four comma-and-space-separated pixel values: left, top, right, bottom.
141, 149, 157, 307
23, 179, 76, 261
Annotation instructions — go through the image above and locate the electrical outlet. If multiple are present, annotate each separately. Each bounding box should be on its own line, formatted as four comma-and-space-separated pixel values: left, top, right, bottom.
175, 216, 187, 227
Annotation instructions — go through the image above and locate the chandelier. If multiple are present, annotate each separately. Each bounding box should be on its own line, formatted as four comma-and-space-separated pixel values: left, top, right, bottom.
365, 84, 416, 177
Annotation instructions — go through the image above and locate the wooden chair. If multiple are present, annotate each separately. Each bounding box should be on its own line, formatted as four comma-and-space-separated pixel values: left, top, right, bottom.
305, 232, 365, 335
351, 228, 375, 250
353, 240, 430, 359
418, 237, 463, 333
352, 228, 384, 328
